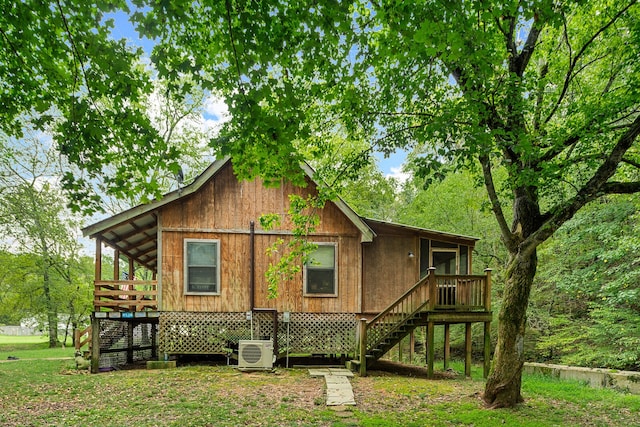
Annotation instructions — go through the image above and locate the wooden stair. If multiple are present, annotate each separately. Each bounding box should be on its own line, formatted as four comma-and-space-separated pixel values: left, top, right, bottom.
365, 313, 422, 360
354, 268, 493, 378
355, 273, 433, 371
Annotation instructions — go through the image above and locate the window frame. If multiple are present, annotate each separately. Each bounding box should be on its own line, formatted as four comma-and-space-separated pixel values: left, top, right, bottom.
183, 238, 221, 296
303, 242, 338, 297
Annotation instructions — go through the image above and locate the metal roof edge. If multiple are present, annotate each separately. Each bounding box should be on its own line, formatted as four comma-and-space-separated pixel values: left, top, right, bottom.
82, 156, 231, 237
362, 217, 480, 242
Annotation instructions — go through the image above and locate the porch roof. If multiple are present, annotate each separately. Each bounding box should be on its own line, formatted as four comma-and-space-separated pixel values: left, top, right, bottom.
362, 218, 480, 245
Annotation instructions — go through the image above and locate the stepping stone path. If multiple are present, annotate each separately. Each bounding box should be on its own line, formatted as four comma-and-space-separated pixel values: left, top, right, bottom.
308, 368, 356, 406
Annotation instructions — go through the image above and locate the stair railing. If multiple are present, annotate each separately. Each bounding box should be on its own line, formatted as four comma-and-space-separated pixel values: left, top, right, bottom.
74, 325, 92, 351
363, 267, 436, 355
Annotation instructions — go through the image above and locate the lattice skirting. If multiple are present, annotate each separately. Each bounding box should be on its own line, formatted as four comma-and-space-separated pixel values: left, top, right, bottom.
159, 312, 357, 356
98, 319, 157, 369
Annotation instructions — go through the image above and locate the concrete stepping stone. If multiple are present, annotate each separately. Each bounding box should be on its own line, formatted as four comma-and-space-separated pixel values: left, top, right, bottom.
309, 368, 356, 406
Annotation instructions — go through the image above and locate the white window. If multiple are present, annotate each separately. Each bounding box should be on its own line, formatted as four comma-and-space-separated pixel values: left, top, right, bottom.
184, 239, 220, 295
304, 243, 337, 296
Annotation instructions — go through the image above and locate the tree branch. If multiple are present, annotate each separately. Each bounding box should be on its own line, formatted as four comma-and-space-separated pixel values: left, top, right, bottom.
602, 181, 640, 194
512, 14, 542, 76
479, 154, 514, 250
0, 26, 25, 67
621, 157, 640, 169
224, 0, 246, 96
366, 110, 473, 126
56, 0, 93, 101
544, 1, 637, 124
521, 113, 640, 257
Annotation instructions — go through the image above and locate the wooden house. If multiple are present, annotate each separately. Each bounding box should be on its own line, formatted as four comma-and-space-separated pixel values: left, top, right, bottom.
81, 157, 492, 376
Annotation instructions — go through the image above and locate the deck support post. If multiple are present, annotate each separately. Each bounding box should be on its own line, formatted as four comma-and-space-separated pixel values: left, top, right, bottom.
151, 323, 158, 360
484, 269, 492, 312
465, 322, 472, 378
426, 321, 435, 378
483, 321, 491, 378
443, 324, 451, 371
359, 318, 367, 377
427, 267, 437, 310
90, 314, 100, 374
126, 321, 134, 364
409, 330, 415, 364
398, 336, 403, 362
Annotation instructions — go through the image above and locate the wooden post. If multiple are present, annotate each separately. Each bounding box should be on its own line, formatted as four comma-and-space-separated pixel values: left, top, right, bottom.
409, 330, 415, 364
151, 322, 158, 360
398, 336, 403, 362
484, 268, 492, 311
426, 321, 435, 378
126, 321, 134, 364
90, 314, 100, 374
443, 324, 451, 371
427, 267, 437, 310
95, 239, 102, 282
129, 258, 135, 311
483, 321, 491, 378
465, 322, 472, 378
114, 249, 120, 280
359, 318, 367, 377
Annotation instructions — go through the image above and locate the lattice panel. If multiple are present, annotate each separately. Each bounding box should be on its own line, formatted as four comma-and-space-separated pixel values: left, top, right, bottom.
159, 312, 357, 356
277, 312, 356, 355
160, 312, 267, 354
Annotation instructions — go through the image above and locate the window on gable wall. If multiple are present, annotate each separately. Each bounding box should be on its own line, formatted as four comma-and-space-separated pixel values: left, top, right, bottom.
304, 243, 337, 296
184, 239, 220, 295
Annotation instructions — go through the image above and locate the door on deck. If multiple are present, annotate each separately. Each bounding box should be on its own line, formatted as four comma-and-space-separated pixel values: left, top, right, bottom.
420, 239, 470, 305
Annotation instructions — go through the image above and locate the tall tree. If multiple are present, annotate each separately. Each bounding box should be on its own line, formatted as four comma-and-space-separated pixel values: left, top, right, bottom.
0, 138, 88, 347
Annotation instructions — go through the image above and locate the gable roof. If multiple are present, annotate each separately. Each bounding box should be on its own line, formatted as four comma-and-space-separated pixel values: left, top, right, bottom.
82, 157, 376, 272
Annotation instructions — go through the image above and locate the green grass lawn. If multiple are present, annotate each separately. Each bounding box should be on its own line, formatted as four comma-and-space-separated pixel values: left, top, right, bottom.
0, 343, 638, 427
0, 334, 74, 360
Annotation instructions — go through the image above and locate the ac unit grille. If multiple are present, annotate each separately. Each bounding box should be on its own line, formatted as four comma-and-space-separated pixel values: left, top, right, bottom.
241, 344, 263, 364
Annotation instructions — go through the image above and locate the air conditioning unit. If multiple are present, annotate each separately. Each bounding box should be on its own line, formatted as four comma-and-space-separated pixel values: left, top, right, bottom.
238, 340, 274, 370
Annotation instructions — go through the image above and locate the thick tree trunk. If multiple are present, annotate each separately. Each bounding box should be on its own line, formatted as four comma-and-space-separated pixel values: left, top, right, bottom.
483, 250, 537, 407
483, 189, 540, 407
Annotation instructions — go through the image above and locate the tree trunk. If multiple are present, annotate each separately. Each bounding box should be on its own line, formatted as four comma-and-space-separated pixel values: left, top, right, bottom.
42, 254, 58, 348
483, 247, 537, 407
483, 187, 541, 408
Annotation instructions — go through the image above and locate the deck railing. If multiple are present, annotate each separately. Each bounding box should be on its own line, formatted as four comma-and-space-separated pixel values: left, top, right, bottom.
362, 268, 491, 355
431, 274, 490, 310
94, 280, 158, 312
74, 325, 92, 351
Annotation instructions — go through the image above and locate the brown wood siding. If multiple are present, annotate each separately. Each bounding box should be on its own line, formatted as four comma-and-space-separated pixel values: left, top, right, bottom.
160, 162, 362, 314
362, 235, 420, 314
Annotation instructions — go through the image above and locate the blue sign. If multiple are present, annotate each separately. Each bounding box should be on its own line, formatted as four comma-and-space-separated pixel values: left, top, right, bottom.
122, 312, 134, 319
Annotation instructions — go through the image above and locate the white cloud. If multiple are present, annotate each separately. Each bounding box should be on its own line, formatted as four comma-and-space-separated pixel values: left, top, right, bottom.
204, 95, 230, 123
386, 166, 411, 184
